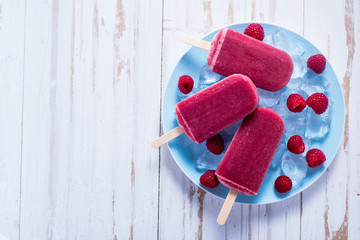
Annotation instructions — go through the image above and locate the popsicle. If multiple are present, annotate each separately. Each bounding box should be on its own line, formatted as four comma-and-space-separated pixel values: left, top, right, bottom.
177, 28, 293, 91
151, 74, 259, 148
216, 107, 284, 225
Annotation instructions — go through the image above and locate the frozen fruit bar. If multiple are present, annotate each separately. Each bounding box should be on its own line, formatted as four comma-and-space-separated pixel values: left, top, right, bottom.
208, 28, 293, 91
176, 74, 259, 144
216, 107, 285, 195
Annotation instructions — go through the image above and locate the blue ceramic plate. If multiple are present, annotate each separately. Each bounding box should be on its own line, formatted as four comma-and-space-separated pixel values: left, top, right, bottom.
162, 23, 345, 204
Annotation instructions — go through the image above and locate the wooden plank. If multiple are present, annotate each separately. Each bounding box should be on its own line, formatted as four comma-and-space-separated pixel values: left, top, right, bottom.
19, 0, 56, 238
111, 0, 163, 239
301, 0, 358, 239
65, 1, 116, 239
347, 1, 360, 239
0, 1, 25, 239
19, 0, 163, 239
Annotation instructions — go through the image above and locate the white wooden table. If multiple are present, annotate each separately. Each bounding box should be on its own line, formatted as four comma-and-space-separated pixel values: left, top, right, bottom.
0, 0, 359, 239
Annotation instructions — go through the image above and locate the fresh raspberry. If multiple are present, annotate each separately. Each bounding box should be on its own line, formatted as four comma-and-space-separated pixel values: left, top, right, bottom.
274, 175, 292, 193
178, 75, 194, 94
286, 94, 307, 112
200, 170, 220, 188
206, 134, 225, 155
306, 93, 329, 114
307, 54, 326, 74
306, 149, 326, 168
244, 23, 265, 41
287, 135, 305, 154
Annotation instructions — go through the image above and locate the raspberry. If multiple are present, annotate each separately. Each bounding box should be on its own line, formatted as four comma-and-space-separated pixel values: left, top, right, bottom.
287, 135, 305, 154
286, 94, 307, 112
306, 93, 329, 114
178, 75, 194, 94
306, 149, 326, 168
206, 134, 225, 155
244, 23, 265, 41
307, 54, 326, 74
200, 170, 220, 188
274, 175, 292, 193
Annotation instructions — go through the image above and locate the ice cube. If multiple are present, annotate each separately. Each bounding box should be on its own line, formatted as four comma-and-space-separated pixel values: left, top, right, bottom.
272, 29, 291, 52
299, 75, 330, 95
272, 89, 308, 139
303, 137, 311, 152
177, 86, 199, 100
279, 87, 293, 102
287, 77, 303, 90
305, 100, 333, 139
263, 34, 275, 46
272, 100, 288, 116
291, 55, 307, 78
198, 84, 210, 91
270, 137, 287, 169
280, 87, 309, 103
291, 44, 305, 56
199, 64, 224, 85
258, 88, 281, 107
281, 151, 308, 181
284, 110, 307, 139
192, 86, 201, 93
196, 150, 224, 171
177, 89, 191, 100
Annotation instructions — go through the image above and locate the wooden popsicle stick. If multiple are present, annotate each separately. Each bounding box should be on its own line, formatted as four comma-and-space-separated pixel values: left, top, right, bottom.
217, 188, 238, 225
151, 126, 185, 148
177, 33, 211, 51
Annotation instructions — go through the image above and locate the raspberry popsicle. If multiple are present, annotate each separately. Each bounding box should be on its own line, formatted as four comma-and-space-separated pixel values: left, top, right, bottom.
151, 74, 259, 148
216, 107, 284, 225
176, 74, 258, 143
177, 28, 293, 91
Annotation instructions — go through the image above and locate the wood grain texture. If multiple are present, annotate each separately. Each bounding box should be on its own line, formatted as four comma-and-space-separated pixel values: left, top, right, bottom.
341, 0, 360, 239
110, 0, 163, 239
0, 1, 25, 240
0, 0, 359, 239
301, 1, 359, 240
